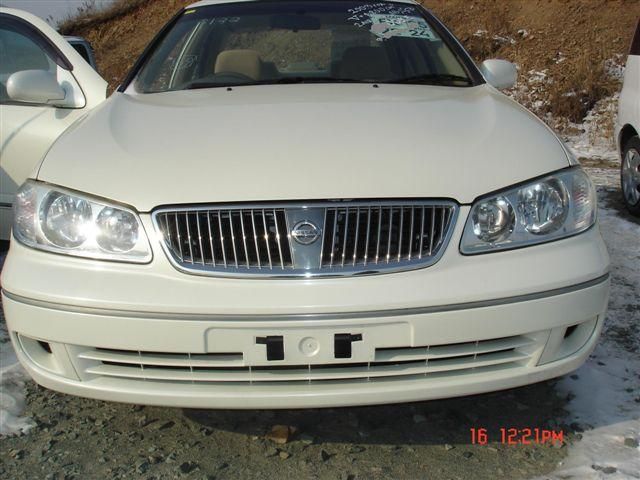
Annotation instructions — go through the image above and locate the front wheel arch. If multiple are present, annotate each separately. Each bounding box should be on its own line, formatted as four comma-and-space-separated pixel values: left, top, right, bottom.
619, 124, 639, 154
621, 135, 640, 216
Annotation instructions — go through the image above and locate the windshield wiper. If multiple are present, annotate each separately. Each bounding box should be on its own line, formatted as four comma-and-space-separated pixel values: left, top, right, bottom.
186, 81, 239, 90
269, 76, 374, 84
185, 76, 375, 90
384, 74, 472, 86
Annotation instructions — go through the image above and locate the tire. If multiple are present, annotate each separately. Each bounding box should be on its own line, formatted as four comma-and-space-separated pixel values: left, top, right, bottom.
621, 136, 640, 216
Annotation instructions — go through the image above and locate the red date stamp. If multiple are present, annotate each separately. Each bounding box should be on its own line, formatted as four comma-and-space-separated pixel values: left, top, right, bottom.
470, 427, 564, 446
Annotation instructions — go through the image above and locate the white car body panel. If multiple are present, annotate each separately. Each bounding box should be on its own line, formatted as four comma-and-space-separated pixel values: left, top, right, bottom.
38, 84, 570, 210
0, 8, 107, 240
616, 56, 640, 149
615, 20, 640, 212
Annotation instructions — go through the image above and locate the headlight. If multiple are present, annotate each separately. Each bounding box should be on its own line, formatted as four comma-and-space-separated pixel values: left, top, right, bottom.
460, 168, 596, 254
14, 181, 152, 263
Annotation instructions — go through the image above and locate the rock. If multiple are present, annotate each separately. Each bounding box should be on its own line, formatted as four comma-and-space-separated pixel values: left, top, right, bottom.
265, 425, 298, 444
298, 434, 314, 445
279, 451, 291, 460
178, 461, 199, 475
320, 450, 331, 462
602, 466, 617, 474
165, 452, 177, 463
412, 414, 427, 424
624, 437, 639, 448
444, 444, 455, 451
9, 449, 25, 460
264, 447, 279, 458
135, 461, 150, 474
462, 451, 473, 459
159, 421, 175, 430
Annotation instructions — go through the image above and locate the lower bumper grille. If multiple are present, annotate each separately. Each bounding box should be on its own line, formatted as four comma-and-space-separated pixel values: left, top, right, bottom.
153, 200, 458, 278
76, 335, 534, 384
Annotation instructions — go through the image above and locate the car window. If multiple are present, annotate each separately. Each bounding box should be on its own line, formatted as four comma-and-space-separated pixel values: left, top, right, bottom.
631, 19, 640, 56
0, 21, 58, 103
69, 42, 91, 64
135, 1, 473, 93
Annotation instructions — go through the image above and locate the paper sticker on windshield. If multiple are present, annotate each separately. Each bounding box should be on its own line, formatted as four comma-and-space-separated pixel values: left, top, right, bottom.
369, 14, 437, 41
348, 3, 415, 28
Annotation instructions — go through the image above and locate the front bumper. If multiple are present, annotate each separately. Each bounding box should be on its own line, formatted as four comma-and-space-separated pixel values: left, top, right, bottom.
1, 215, 610, 408
2, 277, 609, 409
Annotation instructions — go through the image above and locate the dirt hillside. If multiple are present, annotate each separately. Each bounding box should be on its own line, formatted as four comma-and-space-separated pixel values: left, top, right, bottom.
61, 0, 640, 126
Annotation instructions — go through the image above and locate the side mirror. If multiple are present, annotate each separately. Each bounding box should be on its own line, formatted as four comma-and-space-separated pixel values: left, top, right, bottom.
479, 59, 517, 90
7, 70, 67, 106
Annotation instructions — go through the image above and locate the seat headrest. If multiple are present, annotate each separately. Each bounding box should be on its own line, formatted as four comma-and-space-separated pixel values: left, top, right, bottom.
214, 49, 262, 80
339, 46, 393, 80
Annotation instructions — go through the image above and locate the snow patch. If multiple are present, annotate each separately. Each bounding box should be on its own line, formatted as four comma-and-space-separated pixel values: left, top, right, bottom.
565, 94, 619, 162
605, 55, 626, 81
535, 186, 640, 480
0, 250, 34, 437
472, 29, 516, 44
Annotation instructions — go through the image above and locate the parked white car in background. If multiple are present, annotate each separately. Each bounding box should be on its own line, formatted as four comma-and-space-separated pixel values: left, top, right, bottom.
63, 35, 98, 71
617, 19, 640, 216
0, 8, 106, 240
1, 0, 609, 409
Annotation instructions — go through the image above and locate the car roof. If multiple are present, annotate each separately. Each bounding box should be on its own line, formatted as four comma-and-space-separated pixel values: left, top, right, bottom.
188, 0, 417, 8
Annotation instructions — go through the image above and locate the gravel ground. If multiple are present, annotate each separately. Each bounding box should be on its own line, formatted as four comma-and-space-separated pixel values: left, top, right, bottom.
0, 380, 570, 480
0, 184, 634, 480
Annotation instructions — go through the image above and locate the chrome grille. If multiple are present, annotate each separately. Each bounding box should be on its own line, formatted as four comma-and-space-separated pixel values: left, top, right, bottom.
155, 209, 293, 269
320, 205, 454, 268
153, 201, 457, 277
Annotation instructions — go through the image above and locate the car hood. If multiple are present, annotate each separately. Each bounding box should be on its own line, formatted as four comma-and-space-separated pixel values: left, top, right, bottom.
38, 84, 570, 211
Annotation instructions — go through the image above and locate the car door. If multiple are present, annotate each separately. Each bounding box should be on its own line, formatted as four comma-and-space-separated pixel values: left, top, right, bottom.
0, 8, 107, 240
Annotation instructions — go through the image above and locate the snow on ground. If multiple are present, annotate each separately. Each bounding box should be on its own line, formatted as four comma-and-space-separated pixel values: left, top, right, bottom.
537, 171, 640, 480
0, 325, 34, 437
507, 55, 622, 164
0, 249, 35, 437
565, 94, 620, 162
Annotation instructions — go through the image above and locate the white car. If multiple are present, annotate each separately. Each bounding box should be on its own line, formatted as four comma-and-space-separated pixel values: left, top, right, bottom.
63, 35, 98, 71
0, 9, 106, 240
1, 0, 610, 409
617, 19, 640, 216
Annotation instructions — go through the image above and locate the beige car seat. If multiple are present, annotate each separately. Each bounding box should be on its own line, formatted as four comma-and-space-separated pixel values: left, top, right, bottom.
214, 49, 263, 80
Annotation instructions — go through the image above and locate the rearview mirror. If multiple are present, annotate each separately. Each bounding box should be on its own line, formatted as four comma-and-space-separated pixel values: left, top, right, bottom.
7, 70, 67, 106
270, 14, 321, 31
479, 59, 517, 90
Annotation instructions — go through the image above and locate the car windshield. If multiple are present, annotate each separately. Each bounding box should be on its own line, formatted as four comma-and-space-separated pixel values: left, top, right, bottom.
134, 1, 474, 93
